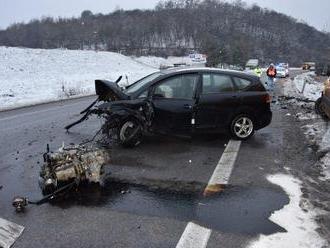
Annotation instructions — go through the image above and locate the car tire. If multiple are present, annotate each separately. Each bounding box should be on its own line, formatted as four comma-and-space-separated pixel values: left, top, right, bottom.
230, 114, 255, 140
118, 118, 143, 147
315, 97, 328, 120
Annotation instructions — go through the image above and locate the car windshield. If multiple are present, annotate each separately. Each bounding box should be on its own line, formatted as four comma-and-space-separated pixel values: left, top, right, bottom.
125, 72, 164, 94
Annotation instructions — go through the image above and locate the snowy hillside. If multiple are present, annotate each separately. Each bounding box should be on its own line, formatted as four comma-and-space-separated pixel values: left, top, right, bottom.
0, 47, 161, 111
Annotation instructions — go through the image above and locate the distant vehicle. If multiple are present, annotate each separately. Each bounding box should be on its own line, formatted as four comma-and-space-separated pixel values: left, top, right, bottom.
302, 62, 316, 71
66, 68, 272, 145
278, 63, 289, 68
277, 63, 289, 76
276, 63, 289, 77
189, 53, 207, 63
245, 59, 259, 70
276, 67, 287, 78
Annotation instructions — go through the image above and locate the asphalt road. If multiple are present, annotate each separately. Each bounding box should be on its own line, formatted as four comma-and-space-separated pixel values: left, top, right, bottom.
0, 70, 328, 248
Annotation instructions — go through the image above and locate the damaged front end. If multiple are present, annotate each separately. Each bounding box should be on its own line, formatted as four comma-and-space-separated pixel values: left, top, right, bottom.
65, 77, 154, 147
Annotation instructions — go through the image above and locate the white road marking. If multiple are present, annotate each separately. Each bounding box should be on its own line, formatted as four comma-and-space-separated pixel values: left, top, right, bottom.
176, 222, 211, 248
206, 140, 241, 187
176, 139, 242, 248
0, 218, 25, 248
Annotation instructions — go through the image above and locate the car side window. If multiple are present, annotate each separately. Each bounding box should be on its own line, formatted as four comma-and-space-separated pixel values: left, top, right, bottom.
233, 77, 252, 90
137, 90, 148, 99
154, 74, 198, 99
202, 74, 234, 94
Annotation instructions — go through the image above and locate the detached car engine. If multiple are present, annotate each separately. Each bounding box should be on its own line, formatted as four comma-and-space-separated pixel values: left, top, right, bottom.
39, 144, 110, 195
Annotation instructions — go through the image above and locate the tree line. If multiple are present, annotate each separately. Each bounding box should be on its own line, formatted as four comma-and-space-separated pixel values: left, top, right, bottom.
0, 0, 329, 66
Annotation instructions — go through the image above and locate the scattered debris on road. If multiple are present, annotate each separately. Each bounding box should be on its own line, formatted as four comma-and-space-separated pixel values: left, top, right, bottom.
12, 197, 28, 212
39, 144, 110, 194
12, 143, 111, 212
0, 217, 24, 248
12, 181, 77, 212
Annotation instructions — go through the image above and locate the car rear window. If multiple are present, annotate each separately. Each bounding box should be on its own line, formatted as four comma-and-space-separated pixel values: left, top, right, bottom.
233, 77, 252, 90
202, 74, 234, 94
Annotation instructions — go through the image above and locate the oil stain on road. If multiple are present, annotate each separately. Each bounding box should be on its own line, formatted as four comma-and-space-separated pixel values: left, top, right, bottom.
53, 181, 289, 235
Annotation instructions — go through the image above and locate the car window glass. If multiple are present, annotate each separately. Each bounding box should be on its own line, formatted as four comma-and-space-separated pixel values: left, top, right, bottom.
233, 77, 251, 90
154, 74, 198, 99
202, 74, 212, 87
202, 74, 234, 93
125, 72, 163, 94
137, 90, 148, 99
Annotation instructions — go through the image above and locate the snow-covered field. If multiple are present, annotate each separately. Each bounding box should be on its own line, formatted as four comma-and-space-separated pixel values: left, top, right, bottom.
283, 72, 330, 180
0, 47, 162, 111
248, 174, 327, 248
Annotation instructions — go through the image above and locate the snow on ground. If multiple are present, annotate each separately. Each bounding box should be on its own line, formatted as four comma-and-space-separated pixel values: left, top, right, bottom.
319, 128, 330, 180
132, 56, 168, 69
248, 174, 327, 248
302, 123, 330, 180
0, 47, 159, 111
293, 72, 323, 101
301, 123, 328, 148
284, 72, 323, 101
283, 72, 330, 180
320, 154, 330, 180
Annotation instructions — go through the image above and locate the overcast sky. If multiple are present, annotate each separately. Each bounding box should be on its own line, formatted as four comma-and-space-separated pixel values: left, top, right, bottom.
1, 0, 330, 31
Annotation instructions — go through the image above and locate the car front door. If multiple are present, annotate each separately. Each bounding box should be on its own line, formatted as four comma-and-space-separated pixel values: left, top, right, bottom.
195, 73, 240, 131
151, 73, 199, 135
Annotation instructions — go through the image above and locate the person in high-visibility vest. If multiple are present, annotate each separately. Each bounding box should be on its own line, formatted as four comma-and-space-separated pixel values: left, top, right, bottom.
254, 66, 262, 77
266, 64, 277, 93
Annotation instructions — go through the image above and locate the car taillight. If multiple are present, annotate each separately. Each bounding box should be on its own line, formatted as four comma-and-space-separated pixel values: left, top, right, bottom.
262, 94, 271, 103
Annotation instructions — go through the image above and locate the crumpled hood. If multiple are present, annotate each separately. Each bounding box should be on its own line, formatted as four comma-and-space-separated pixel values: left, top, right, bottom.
95, 80, 130, 101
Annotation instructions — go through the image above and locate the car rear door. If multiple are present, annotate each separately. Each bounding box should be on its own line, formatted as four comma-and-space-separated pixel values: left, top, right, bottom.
150, 73, 199, 134
195, 73, 240, 130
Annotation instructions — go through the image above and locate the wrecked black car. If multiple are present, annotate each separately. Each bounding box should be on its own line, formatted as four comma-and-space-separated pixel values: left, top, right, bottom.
66, 68, 272, 146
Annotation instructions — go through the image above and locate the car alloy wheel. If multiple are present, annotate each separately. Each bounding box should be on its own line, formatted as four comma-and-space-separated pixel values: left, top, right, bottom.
231, 115, 254, 139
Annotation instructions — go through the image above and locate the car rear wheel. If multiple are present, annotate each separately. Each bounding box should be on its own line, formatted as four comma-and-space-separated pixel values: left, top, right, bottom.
230, 115, 255, 140
118, 118, 143, 147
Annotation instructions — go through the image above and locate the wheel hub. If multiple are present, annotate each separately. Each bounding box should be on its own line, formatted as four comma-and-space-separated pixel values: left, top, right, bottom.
234, 117, 253, 138
120, 121, 135, 141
